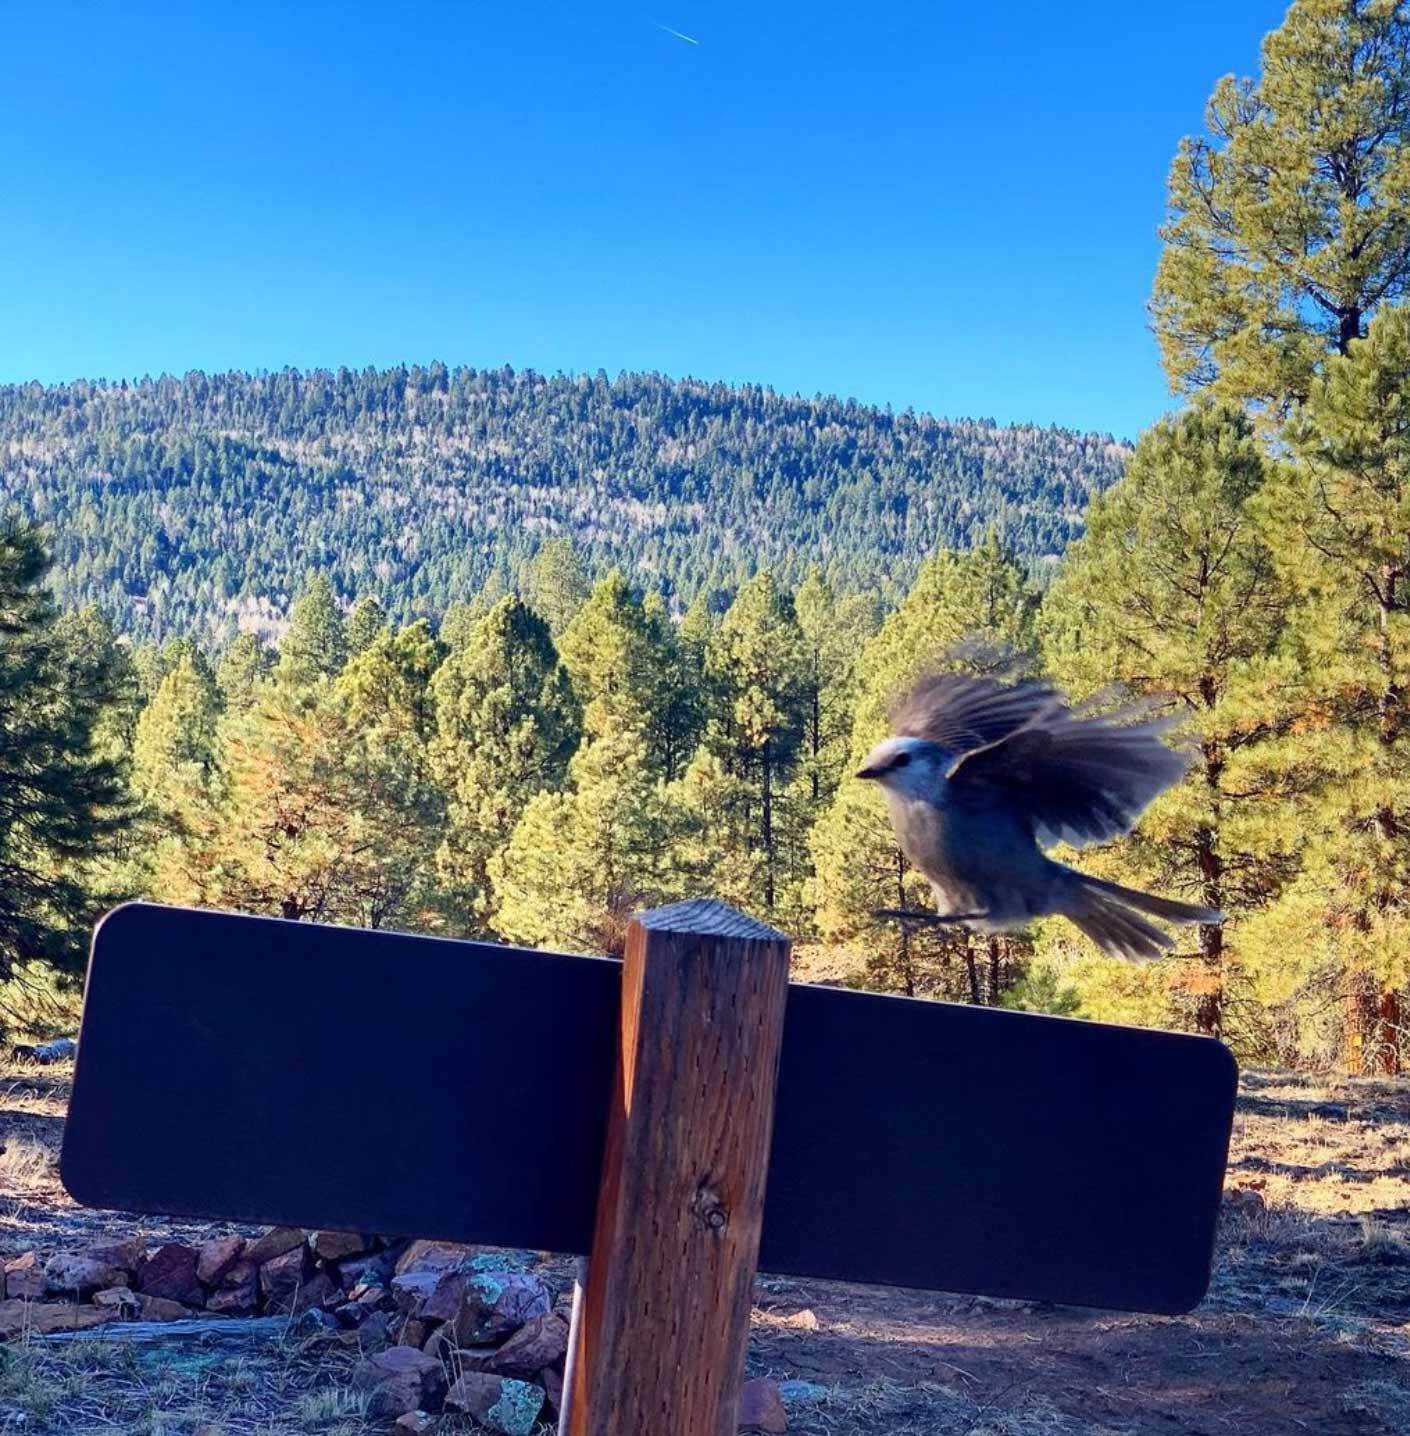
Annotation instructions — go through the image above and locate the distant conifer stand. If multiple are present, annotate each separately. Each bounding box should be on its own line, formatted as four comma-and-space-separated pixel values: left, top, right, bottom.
559, 899, 792, 1436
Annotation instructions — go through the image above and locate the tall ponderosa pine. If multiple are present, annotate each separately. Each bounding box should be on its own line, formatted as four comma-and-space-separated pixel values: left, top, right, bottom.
520, 539, 589, 636
699, 572, 809, 920
793, 567, 877, 810
131, 651, 222, 813
1040, 405, 1295, 1044
0, 523, 129, 982
1152, 0, 1410, 412
430, 595, 579, 930
556, 571, 661, 740
1254, 304, 1410, 1071
493, 727, 681, 957
154, 622, 447, 932
811, 538, 1037, 1000
216, 632, 272, 712
276, 573, 347, 685
345, 595, 390, 657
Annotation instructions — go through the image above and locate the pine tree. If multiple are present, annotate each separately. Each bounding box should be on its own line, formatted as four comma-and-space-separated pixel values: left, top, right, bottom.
793, 567, 878, 810
701, 572, 810, 920
811, 540, 1037, 1000
1253, 304, 1410, 1070
556, 571, 659, 740
1040, 404, 1295, 1043
430, 595, 580, 930
53, 606, 141, 765
153, 624, 446, 933
132, 651, 222, 813
641, 591, 706, 781
276, 573, 347, 685
216, 632, 272, 712
346, 595, 390, 656
493, 727, 682, 956
0, 522, 129, 984
1152, 0, 1410, 412
520, 538, 589, 635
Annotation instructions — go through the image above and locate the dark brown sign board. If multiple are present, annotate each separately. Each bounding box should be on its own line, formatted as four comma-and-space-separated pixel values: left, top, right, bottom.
61, 903, 1237, 1315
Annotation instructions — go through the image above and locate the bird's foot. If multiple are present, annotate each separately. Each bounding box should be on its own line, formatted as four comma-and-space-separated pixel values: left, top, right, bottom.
871, 908, 987, 926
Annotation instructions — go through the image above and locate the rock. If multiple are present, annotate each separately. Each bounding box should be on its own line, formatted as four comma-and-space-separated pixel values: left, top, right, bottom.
138, 1244, 204, 1306
391, 1270, 441, 1313
395, 1415, 436, 1435
11, 1037, 76, 1064
445, 1374, 545, 1435
3, 1253, 44, 1300
311, 1230, 372, 1262
141, 1295, 199, 1321
292, 1307, 342, 1339
418, 1269, 471, 1321
272, 1269, 337, 1316
353, 1346, 448, 1420
421, 1323, 459, 1364
451, 1272, 552, 1346
207, 1262, 258, 1316
357, 1310, 393, 1353
781, 1308, 819, 1330
92, 1286, 141, 1314
777, 1380, 827, 1406
489, 1312, 570, 1375
244, 1227, 306, 1266
195, 1236, 246, 1286
394, 1240, 475, 1277
0, 1299, 118, 1338
336, 1253, 390, 1291
258, 1246, 310, 1309
739, 1377, 787, 1433
83, 1236, 148, 1276
540, 1367, 564, 1417
336, 1298, 378, 1328
44, 1251, 127, 1297
466, 1249, 535, 1275
1224, 1187, 1267, 1217
456, 1345, 505, 1374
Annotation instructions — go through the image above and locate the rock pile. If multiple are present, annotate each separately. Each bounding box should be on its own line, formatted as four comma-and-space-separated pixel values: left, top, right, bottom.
0, 1227, 788, 1431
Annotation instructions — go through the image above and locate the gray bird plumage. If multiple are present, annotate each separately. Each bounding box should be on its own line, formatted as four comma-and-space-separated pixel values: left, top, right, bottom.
857, 671, 1221, 960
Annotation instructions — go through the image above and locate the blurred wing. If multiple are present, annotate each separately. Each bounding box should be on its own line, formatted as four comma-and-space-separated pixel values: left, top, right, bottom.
948, 703, 1189, 848
889, 672, 1058, 757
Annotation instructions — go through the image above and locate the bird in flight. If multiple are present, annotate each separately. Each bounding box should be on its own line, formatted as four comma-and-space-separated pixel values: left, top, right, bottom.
856, 668, 1221, 959
654, 21, 700, 44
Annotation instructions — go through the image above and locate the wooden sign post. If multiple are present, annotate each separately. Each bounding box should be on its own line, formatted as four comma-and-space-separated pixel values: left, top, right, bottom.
568, 901, 791, 1436
62, 900, 1238, 1429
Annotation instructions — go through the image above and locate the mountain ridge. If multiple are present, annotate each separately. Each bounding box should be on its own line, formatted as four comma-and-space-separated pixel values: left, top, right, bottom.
0, 364, 1129, 641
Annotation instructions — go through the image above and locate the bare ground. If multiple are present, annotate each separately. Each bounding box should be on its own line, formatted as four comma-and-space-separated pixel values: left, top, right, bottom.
0, 1063, 1407, 1435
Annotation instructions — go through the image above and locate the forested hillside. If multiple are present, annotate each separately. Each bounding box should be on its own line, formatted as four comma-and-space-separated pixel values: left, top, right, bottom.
0, 367, 1127, 641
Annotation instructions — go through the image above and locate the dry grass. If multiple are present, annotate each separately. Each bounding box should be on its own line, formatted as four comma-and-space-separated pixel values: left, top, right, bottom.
0, 1056, 1407, 1433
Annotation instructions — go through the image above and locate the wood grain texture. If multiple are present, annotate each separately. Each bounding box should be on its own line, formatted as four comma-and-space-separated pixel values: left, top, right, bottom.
567, 900, 792, 1436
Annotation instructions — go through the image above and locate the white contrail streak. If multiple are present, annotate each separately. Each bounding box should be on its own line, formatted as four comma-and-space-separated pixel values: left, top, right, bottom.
654, 21, 700, 44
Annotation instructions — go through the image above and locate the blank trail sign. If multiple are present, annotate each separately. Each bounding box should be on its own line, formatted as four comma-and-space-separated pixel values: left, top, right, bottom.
63, 902, 1237, 1316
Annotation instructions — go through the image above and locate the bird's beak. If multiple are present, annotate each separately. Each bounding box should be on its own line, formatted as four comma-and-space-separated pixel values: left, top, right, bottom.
854, 763, 884, 781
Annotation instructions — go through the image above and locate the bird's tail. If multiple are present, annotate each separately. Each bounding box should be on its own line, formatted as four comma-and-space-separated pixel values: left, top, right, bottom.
1065, 873, 1222, 962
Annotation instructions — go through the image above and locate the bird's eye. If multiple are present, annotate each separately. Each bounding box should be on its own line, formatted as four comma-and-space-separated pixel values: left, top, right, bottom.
891, 752, 912, 768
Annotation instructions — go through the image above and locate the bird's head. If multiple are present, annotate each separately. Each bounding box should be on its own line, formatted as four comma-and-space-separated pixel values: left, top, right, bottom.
855, 736, 949, 797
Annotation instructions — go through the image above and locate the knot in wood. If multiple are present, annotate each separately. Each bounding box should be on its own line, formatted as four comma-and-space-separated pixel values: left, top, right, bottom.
691, 1180, 730, 1235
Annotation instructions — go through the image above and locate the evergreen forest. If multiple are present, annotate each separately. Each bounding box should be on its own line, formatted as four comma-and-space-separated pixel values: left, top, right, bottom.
5, 0, 1410, 1076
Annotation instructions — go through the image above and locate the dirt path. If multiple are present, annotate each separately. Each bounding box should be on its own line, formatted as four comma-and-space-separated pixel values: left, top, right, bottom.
1, 1064, 1407, 1434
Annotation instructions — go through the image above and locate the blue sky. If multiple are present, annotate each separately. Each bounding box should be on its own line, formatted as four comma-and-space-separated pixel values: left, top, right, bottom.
1, 1, 1289, 439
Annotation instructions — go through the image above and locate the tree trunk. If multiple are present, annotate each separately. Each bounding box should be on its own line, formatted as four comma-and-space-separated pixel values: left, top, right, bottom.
986, 937, 1002, 1004
962, 937, 981, 1006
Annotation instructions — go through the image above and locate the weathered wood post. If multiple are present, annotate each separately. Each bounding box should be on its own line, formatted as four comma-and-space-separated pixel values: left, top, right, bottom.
565, 899, 792, 1436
